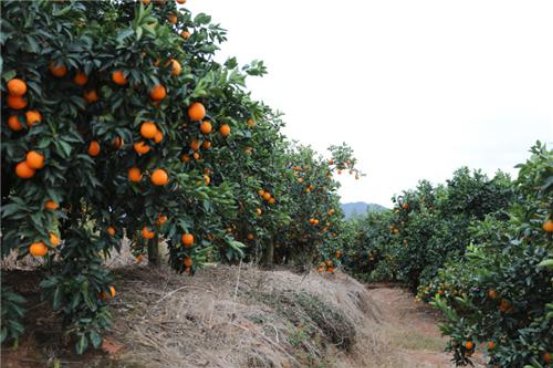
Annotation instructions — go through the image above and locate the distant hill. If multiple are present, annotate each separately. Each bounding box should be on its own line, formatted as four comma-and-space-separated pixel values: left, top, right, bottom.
341, 202, 388, 218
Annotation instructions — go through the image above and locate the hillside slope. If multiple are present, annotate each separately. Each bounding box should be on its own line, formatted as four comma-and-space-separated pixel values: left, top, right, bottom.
341, 202, 388, 218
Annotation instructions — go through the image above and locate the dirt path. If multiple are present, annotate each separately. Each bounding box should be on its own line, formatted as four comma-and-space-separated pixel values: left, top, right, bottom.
364, 285, 484, 368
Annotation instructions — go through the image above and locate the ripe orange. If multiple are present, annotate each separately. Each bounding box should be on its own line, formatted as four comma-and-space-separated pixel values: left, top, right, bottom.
219, 124, 231, 137
84, 89, 99, 103
112, 136, 124, 149
154, 130, 163, 143
328, 209, 335, 215
167, 13, 178, 24
87, 141, 101, 156
140, 121, 158, 139
176, 0, 186, 4
49, 62, 68, 77
156, 214, 168, 226
247, 233, 255, 240
543, 219, 553, 233
128, 167, 142, 182
109, 286, 116, 298
15, 161, 35, 179
134, 141, 151, 155
247, 118, 256, 127
25, 151, 45, 169
188, 102, 206, 121
141, 226, 155, 239
200, 121, 212, 134
73, 72, 88, 86
7, 95, 27, 110
49, 232, 61, 247
544, 352, 552, 364
150, 168, 169, 186
142, 0, 151, 4
29, 241, 48, 257
44, 200, 59, 210
192, 152, 200, 160
487, 341, 496, 350
7, 115, 24, 131
107, 226, 116, 236
203, 175, 210, 185
190, 139, 200, 151
181, 233, 194, 247
201, 140, 211, 150
149, 84, 166, 101
183, 256, 193, 268
112, 70, 128, 85
335, 250, 342, 258
25, 110, 42, 126
465, 341, 474, 350
488, 289, 498, 299
7, 78, 27, 96
181, 154, 191, 162
328, 159, 334, 165
169, 59, 182, 76
258, 189, 265, 197
256, 208, 262, 216
268, 198, 276, 205
180, 30, 191, 40
262, 192, 271, 201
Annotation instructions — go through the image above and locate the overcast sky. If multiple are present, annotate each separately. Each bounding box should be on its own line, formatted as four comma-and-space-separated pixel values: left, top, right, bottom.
186, 0, 553, 207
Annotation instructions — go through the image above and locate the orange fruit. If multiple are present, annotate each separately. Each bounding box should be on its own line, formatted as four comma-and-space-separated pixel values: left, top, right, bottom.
7, 95, 27, 110
49, 232, 61, 247
193, 152, 200, 160
29, 241, 48, 257
247, 118, 256, 127
87, 141, 100, 156
156, 214, 168, 226
183, 256, 193, 268
247, 233, 255, 240
465, 341, 474, 350
141, 226, 155, 239
140, 121, 158, 139
7, 78, 27, 96
543, 219, 553, 233
181, 233, 194, 247
15, 161, 35, 179
149, 84, 166, 101
190, 139, 200, 151
150, 168, 169, 186
84, 89, 99, 103
176, 0, 186, 3
487, 341, 496, 350
44, 200, 59, 210
258, 189, 265, 197
112, 136, 123, 149
188, 102, 206, 121
488, 289, 498, 299
169, 59, 182, 76
262, 192, 271, 201
7, 115, 24, 131
180, 30, 191, 40
219, 124, 231, 137
25, 151, 45, 169
134, 141, 151, 155
154, 130, 164, 143
200, 120, 212, 134
201, 140, 211, 150
112, 70, 128, 85
167, 13, 177, 24
544, 352, 552, 364
268, 198, 276, 205
73, 72, 88, 86
142, 0, 151, 4
107, 226, 116, 236
256, 208, 262, 216
49, 62, 68, 77
203, 175, 210, 185
128, 167, 142, 182
109, 286, 116, 298
25, 110, 42, 126
181, 154, 191, 162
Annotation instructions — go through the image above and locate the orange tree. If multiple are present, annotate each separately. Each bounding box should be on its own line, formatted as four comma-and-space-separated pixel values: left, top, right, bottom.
429, 142, 553, 367
1, 0, 361, 351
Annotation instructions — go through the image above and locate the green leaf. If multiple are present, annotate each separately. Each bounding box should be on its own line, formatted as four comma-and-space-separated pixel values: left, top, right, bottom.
89, 330, 102, 349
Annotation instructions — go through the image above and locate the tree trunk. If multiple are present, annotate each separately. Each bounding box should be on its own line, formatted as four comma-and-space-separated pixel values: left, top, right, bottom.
262, 241, 274, 268
147, 236, 160, 267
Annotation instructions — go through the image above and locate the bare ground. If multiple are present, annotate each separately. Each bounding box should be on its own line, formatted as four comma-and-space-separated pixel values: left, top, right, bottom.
1, 262, 481, 368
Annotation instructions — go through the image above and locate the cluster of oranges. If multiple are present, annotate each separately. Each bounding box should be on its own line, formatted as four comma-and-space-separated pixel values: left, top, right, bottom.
317, 259, 335, 274
258, 188, 276, 205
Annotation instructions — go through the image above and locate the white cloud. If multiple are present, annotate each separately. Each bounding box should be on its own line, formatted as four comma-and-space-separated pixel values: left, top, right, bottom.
186, 0, 553, 206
